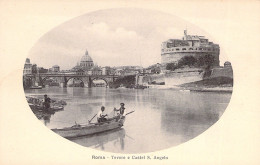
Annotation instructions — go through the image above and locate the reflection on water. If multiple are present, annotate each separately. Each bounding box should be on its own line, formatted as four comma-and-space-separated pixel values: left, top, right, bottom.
70, 128, 126, 151
32, 109, 56, 126
25, 87, 232, 153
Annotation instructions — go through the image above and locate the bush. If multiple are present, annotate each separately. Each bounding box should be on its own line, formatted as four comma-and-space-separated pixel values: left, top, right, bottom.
109, 75, 136, 88
166, 54, 216, 71
166, 63, 177, 71
178, 56, 197, 67
197, 54, 215, 68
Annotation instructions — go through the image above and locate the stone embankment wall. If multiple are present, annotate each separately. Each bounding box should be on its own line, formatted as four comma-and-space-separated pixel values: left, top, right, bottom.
137, 74, 165, 85
137, 67, 233, 86
164, 68, 204, 86
210, 67, 233, 78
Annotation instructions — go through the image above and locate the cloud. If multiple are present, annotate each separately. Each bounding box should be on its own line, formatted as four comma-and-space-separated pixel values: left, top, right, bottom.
82, 22, 144, 43
29, 22, 149, 69
155, 27, 184, 40
29, 10, 218, 69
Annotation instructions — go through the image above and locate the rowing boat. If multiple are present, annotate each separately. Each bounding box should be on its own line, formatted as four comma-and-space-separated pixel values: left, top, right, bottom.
29, 103, 64, 111
26, 96, 66, 111
51, 116, 126, 138
29, 86, 42, 89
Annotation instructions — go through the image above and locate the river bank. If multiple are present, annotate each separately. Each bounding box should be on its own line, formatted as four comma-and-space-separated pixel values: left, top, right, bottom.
108, 72, 233, 93
178, 77, 233, 93
182, 86, 233, 93
146, 84, 232, 93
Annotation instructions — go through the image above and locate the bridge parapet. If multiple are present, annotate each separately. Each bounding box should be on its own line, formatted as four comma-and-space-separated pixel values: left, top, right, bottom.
24, 73, 119, 88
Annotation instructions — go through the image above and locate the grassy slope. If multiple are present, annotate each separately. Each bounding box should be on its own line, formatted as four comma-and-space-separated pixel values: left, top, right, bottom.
179, 77, 233, 88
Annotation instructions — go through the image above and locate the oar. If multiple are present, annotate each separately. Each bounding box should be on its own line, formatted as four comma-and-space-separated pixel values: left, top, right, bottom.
125, 133, 135, 140
88, 114, 97, 123
125, 111, 135, 116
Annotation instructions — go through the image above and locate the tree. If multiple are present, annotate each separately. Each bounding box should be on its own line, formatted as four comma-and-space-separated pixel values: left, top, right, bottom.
196, 54, 215, 68
204, 54, 215, 67
178, 56, 197, 67
197, 56, 205, 67
38, 67, 48, 73
166, 63, 177, 71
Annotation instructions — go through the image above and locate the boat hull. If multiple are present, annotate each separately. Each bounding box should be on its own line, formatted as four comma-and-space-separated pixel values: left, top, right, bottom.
29, 103, 64, 111
51, 117, 125, 138
29, 86, 42, 89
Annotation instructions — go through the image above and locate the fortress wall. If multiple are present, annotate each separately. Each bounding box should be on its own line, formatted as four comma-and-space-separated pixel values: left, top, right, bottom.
148, 74, 165, 83
210, 67, 233, 78
137, 74, 165, 85
161, 52, 219, 66
164, 69, 204, 86
161, 53, 183, 64
138, 68, 204, 86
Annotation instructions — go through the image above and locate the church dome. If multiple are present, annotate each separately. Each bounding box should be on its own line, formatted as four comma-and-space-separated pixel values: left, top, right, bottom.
79, 49, 94, 70
80, 50, 93, 62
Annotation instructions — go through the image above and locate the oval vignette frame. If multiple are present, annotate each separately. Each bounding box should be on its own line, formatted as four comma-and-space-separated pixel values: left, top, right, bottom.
23, 8, 233, 154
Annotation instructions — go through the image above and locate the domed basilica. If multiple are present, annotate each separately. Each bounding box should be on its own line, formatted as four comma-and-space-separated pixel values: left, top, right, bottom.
73, 50, 94, 71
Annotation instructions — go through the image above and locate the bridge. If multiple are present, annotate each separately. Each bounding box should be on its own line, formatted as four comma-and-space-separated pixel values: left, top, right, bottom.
23, 73, 119, 88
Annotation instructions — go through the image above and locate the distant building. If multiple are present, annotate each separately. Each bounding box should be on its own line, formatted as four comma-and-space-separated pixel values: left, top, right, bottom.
79, 50, 94, 71
109, 68, 117, 75
38, 67, 48, 73
91, 66, 102, 75
161, 30, 220, 66
52, 65, 60, 72
114, 69, 123, 76
76, 68, 85, 75
102, 67, 110, 75
121, 68, 140, 76
23, 58, 32, 75
71, 49, 95, 74
145, 63, 161, 74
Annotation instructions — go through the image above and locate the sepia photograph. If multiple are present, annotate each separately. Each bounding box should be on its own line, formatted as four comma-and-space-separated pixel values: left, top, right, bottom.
1, 0, 260, 164
23, 8, 233, 153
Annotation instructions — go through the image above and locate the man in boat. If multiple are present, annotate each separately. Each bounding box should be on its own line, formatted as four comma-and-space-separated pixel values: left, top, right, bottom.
97, 106, 108, 123
114, 103, 126, 117
43, 94, 51, 109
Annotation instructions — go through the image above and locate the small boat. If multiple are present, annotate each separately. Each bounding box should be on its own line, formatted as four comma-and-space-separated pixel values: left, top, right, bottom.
29, 103, 64, 111
30, 86, 42, 89
179, 89, 190, 92
134, 85, 148, 89
26, 96, 65, 111
51, 116, 126, 138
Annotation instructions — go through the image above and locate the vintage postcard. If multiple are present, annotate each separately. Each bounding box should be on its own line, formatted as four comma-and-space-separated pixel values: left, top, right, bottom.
0, 0, 260, 164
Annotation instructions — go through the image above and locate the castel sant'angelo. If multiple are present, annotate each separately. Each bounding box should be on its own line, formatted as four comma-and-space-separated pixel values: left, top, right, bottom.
161, 30, 220, 66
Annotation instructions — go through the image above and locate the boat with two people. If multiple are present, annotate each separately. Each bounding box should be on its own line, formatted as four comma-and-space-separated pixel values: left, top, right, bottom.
51, 110, 134, 139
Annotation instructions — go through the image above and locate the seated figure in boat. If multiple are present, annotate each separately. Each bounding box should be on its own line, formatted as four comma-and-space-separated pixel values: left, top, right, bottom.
97, 106, 108, 123
114, 103, 126, 117
43, 94, 51, 109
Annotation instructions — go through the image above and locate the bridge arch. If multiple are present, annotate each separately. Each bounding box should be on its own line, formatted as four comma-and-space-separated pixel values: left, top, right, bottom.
90, 77, 109, 87
40, 76, 60, 86
65, 77, 85, 87
41, 76, 53, 83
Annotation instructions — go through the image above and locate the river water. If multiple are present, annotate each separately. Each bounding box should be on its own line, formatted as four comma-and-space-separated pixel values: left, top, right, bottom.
24, 87, 232, 153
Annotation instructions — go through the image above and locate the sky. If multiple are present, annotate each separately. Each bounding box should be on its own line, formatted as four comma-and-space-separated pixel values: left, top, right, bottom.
28, 8, 227, 70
